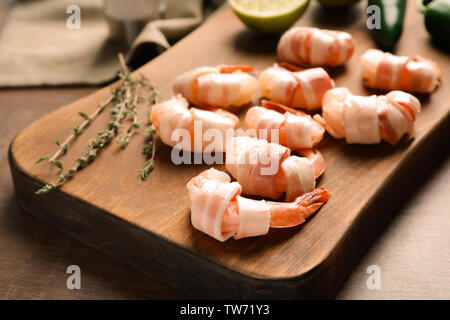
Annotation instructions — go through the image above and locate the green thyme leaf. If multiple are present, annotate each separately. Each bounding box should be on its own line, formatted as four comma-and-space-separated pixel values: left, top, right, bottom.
52, 160, 63, 169
36, 156, 50, 164
73, 125, 82, 136
35, 184, 55, 195
142, 144, 152, 156
79, 112, 91, 121
36, 53, 155, 194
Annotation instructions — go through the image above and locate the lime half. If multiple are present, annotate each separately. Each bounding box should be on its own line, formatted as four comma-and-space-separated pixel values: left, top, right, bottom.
229, 0, 310, 34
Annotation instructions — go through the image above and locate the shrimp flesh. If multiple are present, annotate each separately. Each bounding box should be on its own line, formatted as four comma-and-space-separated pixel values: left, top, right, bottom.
150, 94, 239, 152
187, 168, 330, 241
245, 99, 325, 150
226, 136, 324, 202
277, 27, 355, 67
361, 49, 441, 93
314, 88, 421, 145
259, 63, 335, 110
173, 65, 258, 108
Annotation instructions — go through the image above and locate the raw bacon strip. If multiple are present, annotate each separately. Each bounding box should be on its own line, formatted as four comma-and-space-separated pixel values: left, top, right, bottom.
259, 64, 334, 111
173, 65, 257, 108
151, 95, 193, 150
245, 106, 286, 144
284, 112, 313, 149
319, 87, 347, 139
258, 65, 296, 106
226, 136, 290, 200
361, 49, 441, 93
277, 27, 355, 67
234, 197, 270, 239
245, 105, 324, 149
150, 95, 239, 152
187, 168, 330, 241
344, 95, 381, 144
280, 156, 315, 203
226, 136, 317, 201
386, 91, 421, 121
316, 88, 421, 145
377, 96, 411, 145
173, 67, 217, 103
187, 169, 241, 242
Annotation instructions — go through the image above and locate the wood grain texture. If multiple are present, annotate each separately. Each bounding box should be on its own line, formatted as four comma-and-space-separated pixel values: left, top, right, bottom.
337, 155, 450, 300
7, 1, 450, 298
0, 86, 187, 299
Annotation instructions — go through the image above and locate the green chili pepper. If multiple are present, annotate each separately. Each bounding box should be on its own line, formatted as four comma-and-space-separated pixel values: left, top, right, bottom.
417, 0, 450, 43
368, 0, 407, 50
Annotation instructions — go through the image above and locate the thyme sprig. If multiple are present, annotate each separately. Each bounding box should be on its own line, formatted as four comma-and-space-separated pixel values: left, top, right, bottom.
149, 83, 159, 105
36, 96, 113, 170
139, 81, 160, 181
117, 80, 142, 149
36, 89, 130, 194
36, 53, 159, 194
140, 123, 157, 181
36, 53, 132, 194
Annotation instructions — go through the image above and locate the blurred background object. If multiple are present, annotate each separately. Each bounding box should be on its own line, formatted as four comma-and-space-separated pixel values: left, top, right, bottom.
417, 0, 450, 45
367, 0, 406, 51
104, 0, 166, 46
316, 0, 361, 8
0, 0, 224, 87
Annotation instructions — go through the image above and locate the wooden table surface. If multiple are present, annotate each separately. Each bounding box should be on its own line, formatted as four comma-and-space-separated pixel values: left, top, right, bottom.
0, 1, 449, 299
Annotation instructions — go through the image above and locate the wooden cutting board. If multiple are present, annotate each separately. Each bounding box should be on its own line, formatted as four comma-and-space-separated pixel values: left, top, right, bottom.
8, 1, 450, 298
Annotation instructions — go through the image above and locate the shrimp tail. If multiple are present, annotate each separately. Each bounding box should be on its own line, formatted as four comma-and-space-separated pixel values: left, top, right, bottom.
261, 99, 307, 116
295, 187, 331, 219
296, 148, 326, 178
278, 62, 306, 72
218, 65, 254, 73
269, 187, 330, 228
